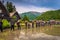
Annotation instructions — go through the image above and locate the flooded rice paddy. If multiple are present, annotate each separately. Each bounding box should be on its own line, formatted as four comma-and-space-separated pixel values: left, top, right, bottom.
0, 26, 60, 40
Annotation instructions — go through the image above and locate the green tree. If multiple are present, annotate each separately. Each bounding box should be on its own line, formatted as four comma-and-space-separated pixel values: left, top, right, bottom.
22, 15, 29, 21
6, 1, 16, 13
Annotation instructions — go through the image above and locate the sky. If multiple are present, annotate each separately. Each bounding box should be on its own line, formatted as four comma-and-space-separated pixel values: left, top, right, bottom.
4, 0, 60, 13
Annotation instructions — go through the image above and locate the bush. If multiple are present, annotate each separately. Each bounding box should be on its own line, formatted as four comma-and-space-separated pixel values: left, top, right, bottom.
2, 19, 10, 29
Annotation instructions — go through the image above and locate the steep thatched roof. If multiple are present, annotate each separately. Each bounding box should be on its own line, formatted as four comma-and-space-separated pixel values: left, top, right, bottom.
0, 1, 21, 22
0, 1, 8, 14
10, 11, 21, 22
0, 1, 10, 20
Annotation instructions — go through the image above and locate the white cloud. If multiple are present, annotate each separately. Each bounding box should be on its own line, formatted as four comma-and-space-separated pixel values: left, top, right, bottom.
15, 5, 55, 14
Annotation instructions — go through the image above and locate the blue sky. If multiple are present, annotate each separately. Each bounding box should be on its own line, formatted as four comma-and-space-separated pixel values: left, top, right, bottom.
5, 0, 60, 13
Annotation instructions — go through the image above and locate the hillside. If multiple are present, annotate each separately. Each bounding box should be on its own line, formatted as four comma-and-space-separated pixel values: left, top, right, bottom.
20, 11, 41, 20
36, 10, 60, 21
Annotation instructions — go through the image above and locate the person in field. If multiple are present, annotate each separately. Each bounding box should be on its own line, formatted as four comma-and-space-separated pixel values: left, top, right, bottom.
27, 23, 29, 28
25, 21, 28, 29
36, 21, 38, 27
17, 21, 21, 30
32, 21, 34, 28
10, 19, 15, 31
11, 22, 15, 31
36, 21, 40, 27
38, 21, 40, 27
0, 19, 3, 32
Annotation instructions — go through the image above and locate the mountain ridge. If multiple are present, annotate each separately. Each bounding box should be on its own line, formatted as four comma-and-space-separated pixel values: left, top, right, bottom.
20, 11, 42, 20
36, 10, 60, 20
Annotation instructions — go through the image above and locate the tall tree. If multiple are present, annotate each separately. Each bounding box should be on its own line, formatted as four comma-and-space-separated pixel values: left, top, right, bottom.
22, 15, 29, 21
6, 1, 16, 13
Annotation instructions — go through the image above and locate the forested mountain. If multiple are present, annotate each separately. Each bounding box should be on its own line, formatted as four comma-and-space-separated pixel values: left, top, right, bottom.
20, 11, 41, 20
36, 10, 60, 21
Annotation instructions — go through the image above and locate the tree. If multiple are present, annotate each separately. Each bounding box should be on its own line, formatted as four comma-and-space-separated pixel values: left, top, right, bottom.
13, 5, 16, 11
6, 1, 16, 13
22, 15, 29, 21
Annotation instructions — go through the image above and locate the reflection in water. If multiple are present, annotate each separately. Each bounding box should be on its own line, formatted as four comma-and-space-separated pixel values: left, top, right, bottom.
1, 27, 59, 40
14, 27, 59, 40
0, 26, 60, 40
14, 27, 41, 40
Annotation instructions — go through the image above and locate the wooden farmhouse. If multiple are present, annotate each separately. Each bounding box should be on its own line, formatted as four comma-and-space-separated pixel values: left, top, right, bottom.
0, 1, 21, 22
0, 1, 10, 20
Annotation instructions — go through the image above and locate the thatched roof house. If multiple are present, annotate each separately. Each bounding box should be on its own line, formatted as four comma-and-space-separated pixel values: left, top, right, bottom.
10, 11, 21, 23
0, 1, 10, 20
0, 1, 21, 22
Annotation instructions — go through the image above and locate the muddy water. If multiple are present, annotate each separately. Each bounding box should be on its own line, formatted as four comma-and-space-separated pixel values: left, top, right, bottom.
0, 27, 60, 40
13, 27, 60, 40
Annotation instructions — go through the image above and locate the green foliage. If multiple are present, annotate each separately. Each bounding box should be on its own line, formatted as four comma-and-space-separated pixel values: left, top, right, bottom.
36, 10, 60, 21
22, 15, 29, 21
2, 19, 10, 28
6, 1, 16, 13
12, 16, 16, 19
12, 16, 17, 21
